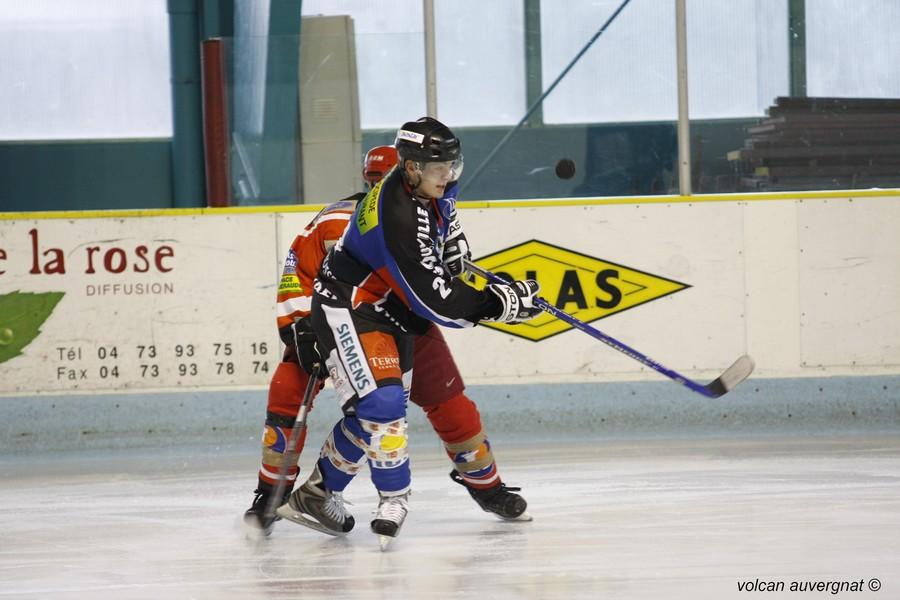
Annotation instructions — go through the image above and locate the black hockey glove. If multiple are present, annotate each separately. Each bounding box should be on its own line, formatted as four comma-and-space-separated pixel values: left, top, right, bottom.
442, 211, 471, 278
290, 317, 325, 378
484, 280, 542, 323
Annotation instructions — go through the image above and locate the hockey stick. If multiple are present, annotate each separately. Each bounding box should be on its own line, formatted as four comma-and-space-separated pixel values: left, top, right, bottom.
464, 259, 754, 398
262, 363, 322, 525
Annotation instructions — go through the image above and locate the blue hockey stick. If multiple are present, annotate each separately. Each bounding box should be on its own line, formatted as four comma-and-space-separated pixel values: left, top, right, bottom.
464, 259, 754, 398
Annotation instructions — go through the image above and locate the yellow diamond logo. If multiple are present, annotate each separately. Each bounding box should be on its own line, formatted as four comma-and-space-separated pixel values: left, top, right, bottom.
471, 240, 690, 341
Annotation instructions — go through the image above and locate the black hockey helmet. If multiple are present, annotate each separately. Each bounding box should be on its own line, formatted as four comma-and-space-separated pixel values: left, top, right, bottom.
395, 117, 462, 164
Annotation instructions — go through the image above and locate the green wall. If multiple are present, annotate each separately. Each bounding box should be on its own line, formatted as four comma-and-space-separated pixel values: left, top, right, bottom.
0, 118, 753, 212
0, 140, 174, 211
365, 118, 754, 201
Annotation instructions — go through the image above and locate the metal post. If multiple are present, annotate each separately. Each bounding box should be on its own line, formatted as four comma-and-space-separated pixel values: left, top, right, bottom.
424, 0, 438, 117
200, 38, 230, 207
788, 0, 807, 97
524, 0, 543, 127
168, 0, 206, 207
675, 0, 692, 196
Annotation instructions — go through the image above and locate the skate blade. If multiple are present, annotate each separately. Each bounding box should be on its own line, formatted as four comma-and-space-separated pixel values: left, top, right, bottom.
243, 521, 274, 540
497, 510, 533, 522
378, 534, 395, 551
242, 510, 280, 539
275, 505, 345, 537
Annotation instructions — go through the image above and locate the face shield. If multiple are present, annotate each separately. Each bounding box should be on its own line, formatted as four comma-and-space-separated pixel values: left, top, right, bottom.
415, 156, 464, 186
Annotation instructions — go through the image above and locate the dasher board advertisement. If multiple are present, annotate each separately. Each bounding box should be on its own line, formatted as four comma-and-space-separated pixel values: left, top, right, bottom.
0, 214, 279, 394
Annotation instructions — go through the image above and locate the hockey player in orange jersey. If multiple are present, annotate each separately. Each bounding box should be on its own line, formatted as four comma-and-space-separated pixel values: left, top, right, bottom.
244, 145, 530, 536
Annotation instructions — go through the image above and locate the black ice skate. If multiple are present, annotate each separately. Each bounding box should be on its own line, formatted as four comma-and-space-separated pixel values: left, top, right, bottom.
370, 491, 410, 551
243, 487, 288, 537
450, 470, 533, 522
276, 466, 354, 536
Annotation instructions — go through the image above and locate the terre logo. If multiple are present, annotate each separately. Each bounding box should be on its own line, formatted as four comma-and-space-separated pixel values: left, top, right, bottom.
471, 240, 689, 341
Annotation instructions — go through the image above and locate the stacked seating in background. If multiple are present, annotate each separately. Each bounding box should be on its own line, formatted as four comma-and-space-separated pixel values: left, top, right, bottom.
727, 96, 900, 191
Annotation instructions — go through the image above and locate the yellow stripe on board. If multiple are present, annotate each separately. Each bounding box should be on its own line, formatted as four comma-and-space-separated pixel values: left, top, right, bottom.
457, 188, 900, 210
2, 188, 899, 220
0, 204, 325, 221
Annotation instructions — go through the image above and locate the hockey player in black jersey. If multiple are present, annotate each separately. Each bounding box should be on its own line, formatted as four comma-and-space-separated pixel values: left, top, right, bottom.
278, 117, 541, 549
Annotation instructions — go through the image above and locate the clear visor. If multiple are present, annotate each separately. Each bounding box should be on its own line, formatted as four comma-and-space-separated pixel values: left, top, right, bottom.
418, 156, 464, 183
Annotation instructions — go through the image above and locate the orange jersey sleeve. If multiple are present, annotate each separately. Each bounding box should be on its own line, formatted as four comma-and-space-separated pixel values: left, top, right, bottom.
275, 204, 355, 332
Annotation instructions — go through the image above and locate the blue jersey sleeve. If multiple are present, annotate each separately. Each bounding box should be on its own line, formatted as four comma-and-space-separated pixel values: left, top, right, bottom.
340, 172, 497, 328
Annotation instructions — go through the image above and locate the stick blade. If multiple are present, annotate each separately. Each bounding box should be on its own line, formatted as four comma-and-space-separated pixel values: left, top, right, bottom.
704, 355, 755, 398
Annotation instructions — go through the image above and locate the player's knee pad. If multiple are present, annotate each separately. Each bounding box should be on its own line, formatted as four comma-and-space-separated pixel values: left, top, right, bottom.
259, 411, 306, 484
350, 385, 409, 470
424, 393, 483, 443
261, 412, 302, 462
358, 416, 409, 470
336, 413, 409, 470
319, 420, 366, 476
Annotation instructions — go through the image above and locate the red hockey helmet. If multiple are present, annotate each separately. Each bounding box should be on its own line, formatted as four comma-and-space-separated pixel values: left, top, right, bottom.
363, 145, 399, 187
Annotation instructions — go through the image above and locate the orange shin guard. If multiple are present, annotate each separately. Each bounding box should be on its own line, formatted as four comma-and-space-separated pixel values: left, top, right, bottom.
257, 360, 317, 488
423, 393, 499, 489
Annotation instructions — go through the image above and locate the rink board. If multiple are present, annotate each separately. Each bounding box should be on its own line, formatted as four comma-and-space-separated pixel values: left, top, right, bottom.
0, 214, 280, 393
2, 374, 899, 453
1, 192, 900, 397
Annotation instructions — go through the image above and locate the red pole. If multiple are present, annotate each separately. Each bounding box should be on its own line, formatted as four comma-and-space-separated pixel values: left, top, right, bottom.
200, 38, 230, 207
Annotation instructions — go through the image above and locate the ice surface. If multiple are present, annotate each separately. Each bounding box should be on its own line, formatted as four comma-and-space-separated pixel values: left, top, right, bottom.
2, 435, 899, 599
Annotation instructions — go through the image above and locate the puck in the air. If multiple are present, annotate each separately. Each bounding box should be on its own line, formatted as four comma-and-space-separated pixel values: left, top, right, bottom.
555, 158, 576, 179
